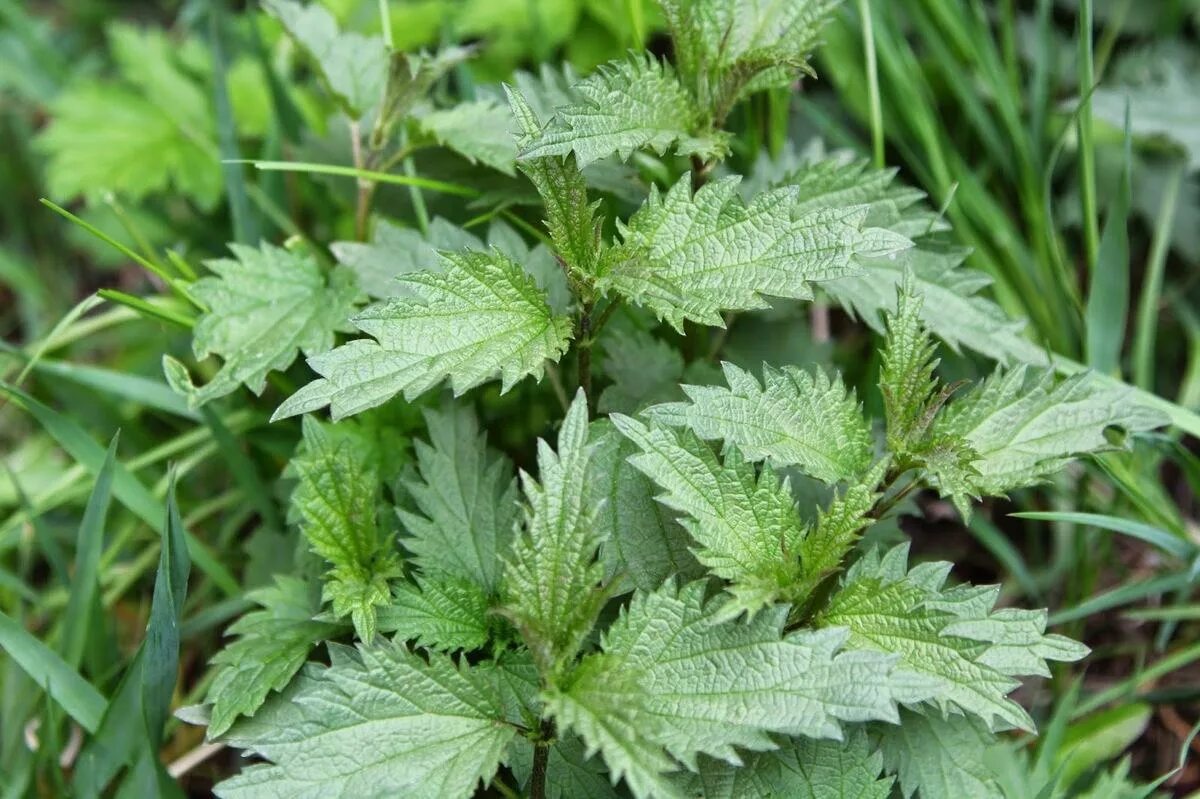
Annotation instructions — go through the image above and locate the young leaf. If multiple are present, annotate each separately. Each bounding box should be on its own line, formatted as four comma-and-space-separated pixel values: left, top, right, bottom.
519, 55, 726, 168
587, 420, 701, 592
933, 366, 1168, 496
548, 581, 933, 799
874, 709, 1002, 799
817, 544, 1087, 732
371, 46, 474, 147
166, 242, 359, 407
599, 175, 909, 330
378, 576, 491, 652
264, 0, 387, 119
647, 361, 873, 484
880, 278, 942, 451
215, 643, 516, 799
791, 466, 886, 602
398, 404, 518, 594
675, 729, 894, 799
505, 84, 605, 282
206, 576, 335, 738
611, 415, 806, 617
275, 249, 573, 420
501, 392, 607, 677
291, 417, 398, 640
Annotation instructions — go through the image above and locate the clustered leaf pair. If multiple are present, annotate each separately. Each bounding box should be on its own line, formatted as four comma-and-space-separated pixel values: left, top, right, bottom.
157, 0, 1169, 796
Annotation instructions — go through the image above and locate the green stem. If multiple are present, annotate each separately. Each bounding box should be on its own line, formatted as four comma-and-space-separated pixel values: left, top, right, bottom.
857, 0, 884, 169
577, 301, 595, 414
1132, 167, 1182, 391
1077, 0, 1100, 272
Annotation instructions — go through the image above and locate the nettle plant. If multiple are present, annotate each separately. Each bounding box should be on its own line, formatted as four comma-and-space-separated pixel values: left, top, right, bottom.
165, 1, 1166, 797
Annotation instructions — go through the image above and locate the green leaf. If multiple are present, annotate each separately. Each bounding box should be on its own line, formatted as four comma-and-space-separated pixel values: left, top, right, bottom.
0, 611, 106, 733
675, 729, 894, 798
331, 217, 480, 300
291, 416, 398, 640
600, 175, 909, 330
215, 643, 516, 799
501, 392, 607, 677
549, 581, 933, 799
663, 0, 840, 120
142, 481, 191, 745
647, 361, 873, 483
36, 25, 220, 206
264, 0, 387, 118
880, 277, 942, 451
372, 46, 474, 146
166, 242, 359, 407
206, 576, 334, 738
276, 249, 573, 420
398, 404, 518, 594
791, 466, 886, 602
1091, 55, 1200, 171
611, 415, 805, 616
875, 709, 1002, 799
596, 325, 685, 414
378, 576, 491, 652
933, 366, 1168, 496
505, 84, 605, 281
414, 100, 517, 175
818, 545, 1087, 732
519, 55, 726, 167
587, 420, 701, 592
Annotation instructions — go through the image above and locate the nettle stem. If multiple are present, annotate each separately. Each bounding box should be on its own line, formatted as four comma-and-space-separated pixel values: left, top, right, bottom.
529, 718, 555, 799
577, 300, 595, 415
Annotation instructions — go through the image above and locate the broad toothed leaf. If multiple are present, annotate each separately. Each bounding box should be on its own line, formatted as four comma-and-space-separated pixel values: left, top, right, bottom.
874, 708, 1002, 799
291, 417, 398, 640
501, 392, 607, 677
933, 366, 1168, 496
880, 277, 943, 451
596, 325, 685, 414
791, 465, 886, 601
520, 55, 725, 167
413, 99, 517, 175
818, 544, 1087, 732
599, 175, 909, 330
399, 405, 518, 593
378, 576, 491, 652
264, 0, 387, 118
676, 729, 894, 799
588, 420, 702, 593
276, 249, 573, 420
215, 643, 515, 799
647, 361, 872, 483
548, 581, 933, 799
611, 415, 805, 616
205, 577, 335, 739
165, 242, 359, 407
330, 217, 480, 299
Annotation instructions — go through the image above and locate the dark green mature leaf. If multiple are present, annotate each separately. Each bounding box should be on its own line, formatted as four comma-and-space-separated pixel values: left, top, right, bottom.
596, 325, 685, 414
206, 577, 335, 738
216, 643, 516, 799
549, 581, 933, 799
165, 242, 359, 407
0, 612, 106, 733
264, 0, 387, 118
817, 545, 1087, 732
520, 55, 726, 167
647, 361, 873, 483
276, 250, 573, 420
502, 392, 607, 677
875, 709, 1002, 799
398, 404, 518, 594
676, 729, 894, 798
600, 175, 909, 330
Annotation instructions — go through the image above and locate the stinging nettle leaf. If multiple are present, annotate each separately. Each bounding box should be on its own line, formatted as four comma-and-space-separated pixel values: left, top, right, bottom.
599, 175, 910, 330
647, 361, 873, 484
412, 99, 518, 175
378, 575, 492, 653
874, 708, 1003, 799
275, 249, 573, 421
215, 642, 515, 799
520, 54, 728, 168
501, 392, 607, 677
166, 242, 359, 408
548, 580, 934, 799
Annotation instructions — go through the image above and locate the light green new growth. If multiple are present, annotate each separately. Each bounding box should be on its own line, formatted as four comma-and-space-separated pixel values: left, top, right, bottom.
164, 242, 359, 408
880, 278, 943, 451
290, 417, 398, 641
264, 0, 387, 118
205, 576, 334, 739
274, 249, 573, 421
519, 55, 727, 168
215, 643, 515, 799
676, 730, 893, 798
934, 365, 1168, 496
501, 392, 608, 678
549, 581, 933, 799
378, 576, 491, 653
600, 175, 910, 330
818, 545, 1088, 733
647, 361, 873, 483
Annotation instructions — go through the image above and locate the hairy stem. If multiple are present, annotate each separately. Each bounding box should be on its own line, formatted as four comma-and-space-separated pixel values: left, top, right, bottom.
577, 301, 595, 414
690, 154, 714, 191
529, 718, 555, 799
349, 121, 373, 241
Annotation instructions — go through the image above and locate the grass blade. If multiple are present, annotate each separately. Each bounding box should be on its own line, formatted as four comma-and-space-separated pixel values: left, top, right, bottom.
1013, 510, 1195, 560
1084, 103, 1132, 374
0, 612, 106, 733
1132, 166, 1183, 390
243, 160, 480, 197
